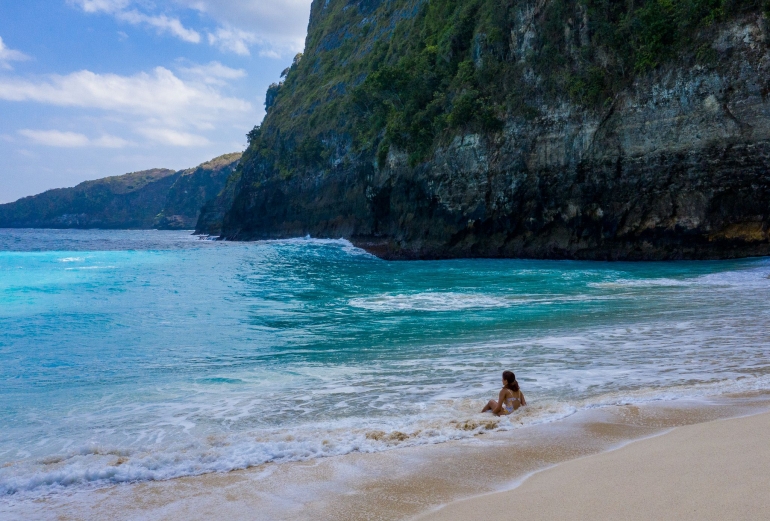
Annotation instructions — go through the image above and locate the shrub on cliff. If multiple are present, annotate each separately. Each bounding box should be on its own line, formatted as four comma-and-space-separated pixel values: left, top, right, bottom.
253, 0, 767, 170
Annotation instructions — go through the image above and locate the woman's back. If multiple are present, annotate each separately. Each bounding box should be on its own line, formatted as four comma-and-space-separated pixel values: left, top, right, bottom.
502, 389, 522, 413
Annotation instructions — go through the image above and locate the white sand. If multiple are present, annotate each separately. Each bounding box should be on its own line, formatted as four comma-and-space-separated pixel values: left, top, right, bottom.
5, 402, 768, 521
418, 411, 770, 521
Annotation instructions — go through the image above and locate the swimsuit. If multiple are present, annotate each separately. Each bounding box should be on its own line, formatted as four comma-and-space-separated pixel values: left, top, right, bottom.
502, 393, 520, 414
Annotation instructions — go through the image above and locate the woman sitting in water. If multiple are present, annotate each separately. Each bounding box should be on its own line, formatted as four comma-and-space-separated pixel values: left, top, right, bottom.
482, 370, 526, 416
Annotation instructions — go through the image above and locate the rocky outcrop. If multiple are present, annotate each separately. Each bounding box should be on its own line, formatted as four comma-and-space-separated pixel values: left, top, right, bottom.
0, 154, 240, 230
360, 22, 770, 259
219, 1, 770, 260
194, 167, 242, 236
155, 153, 241, 230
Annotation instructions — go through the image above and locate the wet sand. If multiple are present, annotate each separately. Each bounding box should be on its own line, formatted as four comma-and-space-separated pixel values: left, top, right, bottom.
2, 394, 769, 520
419, 410, 770, 521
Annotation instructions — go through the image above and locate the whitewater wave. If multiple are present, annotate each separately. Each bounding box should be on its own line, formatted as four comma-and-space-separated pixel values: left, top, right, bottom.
349, 292, 622, 312
256, 236, 374, 257
64, 266, 117, 271
590, 268, 770, 290
589, 278, 692, 288
694, 268, 770, 288
349, 292, 511, 312
3, 373, 769, 500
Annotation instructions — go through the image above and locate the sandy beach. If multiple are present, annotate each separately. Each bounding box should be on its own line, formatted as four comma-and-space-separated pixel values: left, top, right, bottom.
3, 395, 769, 520
420, 411, 770, 521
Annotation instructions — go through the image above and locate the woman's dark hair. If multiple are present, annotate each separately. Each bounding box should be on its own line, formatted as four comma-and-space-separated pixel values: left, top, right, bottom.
502, 371, 519, 392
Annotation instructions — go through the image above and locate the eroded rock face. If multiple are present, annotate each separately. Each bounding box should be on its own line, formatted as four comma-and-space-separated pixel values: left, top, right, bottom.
222, 14, 770, 260
155, 153, 241, 230
363, 19, 770, 259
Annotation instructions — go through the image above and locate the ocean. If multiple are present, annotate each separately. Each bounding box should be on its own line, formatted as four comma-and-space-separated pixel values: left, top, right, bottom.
1, 228, 769, 501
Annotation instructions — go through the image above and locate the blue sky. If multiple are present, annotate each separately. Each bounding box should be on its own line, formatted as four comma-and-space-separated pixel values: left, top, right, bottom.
0, 0, 313, 203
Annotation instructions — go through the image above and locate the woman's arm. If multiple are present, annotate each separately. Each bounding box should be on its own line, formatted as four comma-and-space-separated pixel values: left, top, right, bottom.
492, 389, 506, 415
519, 391, 526, 406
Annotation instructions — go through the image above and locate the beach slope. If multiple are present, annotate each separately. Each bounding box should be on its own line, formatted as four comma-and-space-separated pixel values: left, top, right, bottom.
419, 411, 770, 521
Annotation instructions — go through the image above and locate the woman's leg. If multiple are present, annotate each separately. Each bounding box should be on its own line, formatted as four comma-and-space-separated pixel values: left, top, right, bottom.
482, 399, 498, 413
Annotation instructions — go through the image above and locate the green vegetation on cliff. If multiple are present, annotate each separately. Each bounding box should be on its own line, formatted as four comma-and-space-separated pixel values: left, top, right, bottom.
249, 0, 767, 167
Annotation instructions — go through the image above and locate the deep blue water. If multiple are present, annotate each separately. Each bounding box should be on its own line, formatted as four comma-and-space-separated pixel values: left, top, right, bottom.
1, 229, 769, 497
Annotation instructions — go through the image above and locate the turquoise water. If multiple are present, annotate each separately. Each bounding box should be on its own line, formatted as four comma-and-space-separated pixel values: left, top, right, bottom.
1, 229, 769, 498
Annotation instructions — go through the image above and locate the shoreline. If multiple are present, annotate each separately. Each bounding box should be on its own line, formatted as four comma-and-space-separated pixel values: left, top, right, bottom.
418, 409, 770, 521
3, 392, 770, 520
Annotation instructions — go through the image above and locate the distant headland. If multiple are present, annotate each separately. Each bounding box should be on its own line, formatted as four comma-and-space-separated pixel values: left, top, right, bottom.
0, 153, 241, 231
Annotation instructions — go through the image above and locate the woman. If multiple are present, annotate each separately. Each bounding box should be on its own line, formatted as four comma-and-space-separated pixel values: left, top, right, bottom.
482, 370, 526, 416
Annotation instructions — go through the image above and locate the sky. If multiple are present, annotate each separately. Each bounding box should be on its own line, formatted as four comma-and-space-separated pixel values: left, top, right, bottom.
0, 0, 313, 203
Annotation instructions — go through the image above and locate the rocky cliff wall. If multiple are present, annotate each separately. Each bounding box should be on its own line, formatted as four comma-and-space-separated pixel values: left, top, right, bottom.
217, 0, 770, 260
155, 153, 241, 230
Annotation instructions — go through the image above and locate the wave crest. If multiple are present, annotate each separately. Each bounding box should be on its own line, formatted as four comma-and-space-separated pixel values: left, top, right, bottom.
349, 292, 512, 312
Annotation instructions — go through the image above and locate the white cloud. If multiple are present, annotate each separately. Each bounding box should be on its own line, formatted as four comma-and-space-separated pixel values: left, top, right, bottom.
71, 0, 313, 57
118, 10, 201, 43
74, 0, 130, 13
93, 134, 132, 148
19, 129, 89, 147
69, 0, 200, 44
207, 26, 258, 56
137, 127, 209, 147
177, 61, 246, 85
0, 36, 31, 70
19, 129, 130, 148
0, 67, 251, 129
186, 0, 312, 57
258, 49, 282, 59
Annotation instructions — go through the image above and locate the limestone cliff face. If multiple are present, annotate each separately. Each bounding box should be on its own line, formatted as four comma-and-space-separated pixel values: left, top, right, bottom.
219, 0, 770, 260
193, 167, 242, 236
155, 153, 241, 230
366, 20, 770, 259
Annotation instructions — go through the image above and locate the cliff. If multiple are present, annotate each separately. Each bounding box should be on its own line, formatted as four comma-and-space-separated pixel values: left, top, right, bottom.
154, 153, 242, 230
0, 153, 240, 230
210, 0, 770, 260
193, 166, 243, 236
